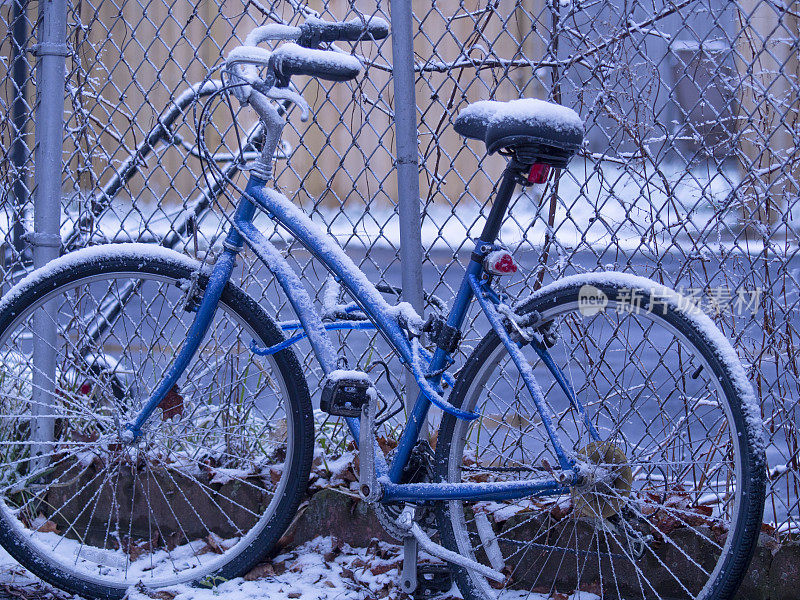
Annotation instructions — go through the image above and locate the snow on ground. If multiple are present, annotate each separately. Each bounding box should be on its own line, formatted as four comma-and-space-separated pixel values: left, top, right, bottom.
0, 535, 600, 600
0, 537, 419, 600
124, 537, 424, 600
0, 545, 50, 598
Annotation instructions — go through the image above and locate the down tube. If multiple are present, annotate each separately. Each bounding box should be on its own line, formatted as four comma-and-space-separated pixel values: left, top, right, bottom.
236, 203, 389, 476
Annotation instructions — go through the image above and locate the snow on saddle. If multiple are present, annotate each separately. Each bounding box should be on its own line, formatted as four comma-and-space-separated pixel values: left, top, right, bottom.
454, 98, 584, 168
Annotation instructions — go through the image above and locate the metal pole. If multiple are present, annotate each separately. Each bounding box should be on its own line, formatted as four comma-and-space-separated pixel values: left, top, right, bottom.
9, 0, 30, 268
30, 0, 68, 466
390, 2, 426, 429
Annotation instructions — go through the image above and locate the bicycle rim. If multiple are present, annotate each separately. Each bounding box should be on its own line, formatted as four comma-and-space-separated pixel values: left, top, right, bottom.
437, 286, 760, 600
0, 261, 304, 593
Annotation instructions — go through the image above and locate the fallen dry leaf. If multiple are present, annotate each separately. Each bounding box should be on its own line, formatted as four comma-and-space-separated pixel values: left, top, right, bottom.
369, 561, 400, 575
159, 385, 184, 420
34, 518, 59, 534
244, 562, 276, 581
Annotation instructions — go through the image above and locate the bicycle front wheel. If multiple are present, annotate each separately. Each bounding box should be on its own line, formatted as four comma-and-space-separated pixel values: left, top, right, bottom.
0, 244, 313, 598
436, 273, 765, 600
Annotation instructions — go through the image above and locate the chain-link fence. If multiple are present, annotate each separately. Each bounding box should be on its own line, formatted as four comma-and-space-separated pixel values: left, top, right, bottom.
1, 0, 798, 533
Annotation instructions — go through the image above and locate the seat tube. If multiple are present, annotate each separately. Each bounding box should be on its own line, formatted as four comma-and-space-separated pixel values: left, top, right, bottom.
388, 162, 522, 482
478, 160, 521, 245
388, 257, 482, 483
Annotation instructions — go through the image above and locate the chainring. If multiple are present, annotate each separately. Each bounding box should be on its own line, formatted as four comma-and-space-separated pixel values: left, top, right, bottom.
375, 441, 439, 540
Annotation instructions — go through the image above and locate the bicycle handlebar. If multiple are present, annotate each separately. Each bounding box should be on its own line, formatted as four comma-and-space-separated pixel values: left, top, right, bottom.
297, 16, 389, 47
272, 44, 362, 82
226, 13, 385, 109
244, 24, 302, 47
244, 15, 389, 49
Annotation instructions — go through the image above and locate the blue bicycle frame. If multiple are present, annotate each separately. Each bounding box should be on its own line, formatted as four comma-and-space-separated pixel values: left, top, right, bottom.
124, 160, 598, 504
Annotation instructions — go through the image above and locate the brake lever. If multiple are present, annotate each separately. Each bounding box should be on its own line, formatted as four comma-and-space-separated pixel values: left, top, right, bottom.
226, 65, 258, 104
265, 86, 310, 122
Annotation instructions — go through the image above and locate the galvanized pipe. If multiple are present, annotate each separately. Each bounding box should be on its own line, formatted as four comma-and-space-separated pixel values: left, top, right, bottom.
30, 0, 68, 466
32, 0, 67, 265
9, 0, 29, 267
390, 1, 426, 425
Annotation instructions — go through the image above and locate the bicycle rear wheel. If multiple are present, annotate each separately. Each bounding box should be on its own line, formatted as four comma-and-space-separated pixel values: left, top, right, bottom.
0, 244, 313, 598
436, 274, 765, 600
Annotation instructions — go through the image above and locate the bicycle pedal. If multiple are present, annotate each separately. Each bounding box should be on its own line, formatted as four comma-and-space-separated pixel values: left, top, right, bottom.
320, 371, 372, 417
413, 564, 453, 599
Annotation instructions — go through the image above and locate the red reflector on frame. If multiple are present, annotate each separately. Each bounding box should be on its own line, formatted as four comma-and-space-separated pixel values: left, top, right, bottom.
484, 250, 518, 275
527, 163, 551, 184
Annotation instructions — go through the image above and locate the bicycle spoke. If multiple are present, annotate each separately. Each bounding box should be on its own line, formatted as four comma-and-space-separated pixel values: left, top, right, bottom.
0, 263, 309, 591
439, 282, 763, 600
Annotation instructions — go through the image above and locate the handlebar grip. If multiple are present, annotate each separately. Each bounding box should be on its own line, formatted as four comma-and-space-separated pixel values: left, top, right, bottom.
298, 15, 389, 47
271, 44, 362, 82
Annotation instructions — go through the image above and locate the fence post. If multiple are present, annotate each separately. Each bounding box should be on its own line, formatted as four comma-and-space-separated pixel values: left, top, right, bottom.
9, 0, 30, 269
30, 0, 68, 464
390, 2, 426, 424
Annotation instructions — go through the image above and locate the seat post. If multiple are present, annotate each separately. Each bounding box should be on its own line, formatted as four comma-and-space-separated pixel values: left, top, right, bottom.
478, 159, 525, 244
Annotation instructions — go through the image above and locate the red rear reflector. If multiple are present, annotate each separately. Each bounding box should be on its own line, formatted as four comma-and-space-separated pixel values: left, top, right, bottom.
527, 163, 551, 184
484, 250, 518, 275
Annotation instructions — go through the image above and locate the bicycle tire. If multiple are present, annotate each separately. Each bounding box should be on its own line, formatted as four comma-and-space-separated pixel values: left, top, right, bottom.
0, 244, 314, 598
435, 273, 766, 600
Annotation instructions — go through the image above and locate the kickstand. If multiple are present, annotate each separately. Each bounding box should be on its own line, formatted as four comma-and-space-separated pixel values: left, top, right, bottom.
400, 534, 418, 595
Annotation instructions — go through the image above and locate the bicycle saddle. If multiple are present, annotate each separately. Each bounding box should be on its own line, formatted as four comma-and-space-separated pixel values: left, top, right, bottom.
454, 98, 583, 167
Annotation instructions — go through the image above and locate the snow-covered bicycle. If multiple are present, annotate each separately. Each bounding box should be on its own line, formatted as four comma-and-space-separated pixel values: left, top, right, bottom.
0, 14, 766, 600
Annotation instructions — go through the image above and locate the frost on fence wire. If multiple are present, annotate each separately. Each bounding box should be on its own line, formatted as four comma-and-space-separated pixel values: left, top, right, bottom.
0, 0, 797, 531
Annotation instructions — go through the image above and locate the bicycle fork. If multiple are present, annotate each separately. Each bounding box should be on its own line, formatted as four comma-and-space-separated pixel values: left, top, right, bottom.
121, 216, 247, 442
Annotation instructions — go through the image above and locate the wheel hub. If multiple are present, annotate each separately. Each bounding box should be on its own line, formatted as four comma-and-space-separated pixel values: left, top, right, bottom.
571, 441, 633, 519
